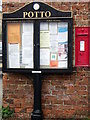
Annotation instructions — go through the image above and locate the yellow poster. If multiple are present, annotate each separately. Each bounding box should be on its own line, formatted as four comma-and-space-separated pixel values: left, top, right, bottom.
8, 34, 20, 44
40, 31, 50, 48
7, 23, 21, 44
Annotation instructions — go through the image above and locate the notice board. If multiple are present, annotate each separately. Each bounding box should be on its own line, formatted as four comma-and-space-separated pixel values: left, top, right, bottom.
2, 2, 73, 73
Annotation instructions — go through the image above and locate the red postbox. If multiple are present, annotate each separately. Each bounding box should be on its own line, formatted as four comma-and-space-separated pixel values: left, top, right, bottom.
75, 27, 90, 66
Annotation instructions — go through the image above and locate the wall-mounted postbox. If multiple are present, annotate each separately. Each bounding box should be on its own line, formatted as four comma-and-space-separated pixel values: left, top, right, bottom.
75, 27, 90, 66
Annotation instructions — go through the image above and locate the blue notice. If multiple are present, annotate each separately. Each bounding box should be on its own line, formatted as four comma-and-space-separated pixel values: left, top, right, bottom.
58, 27, 68, 32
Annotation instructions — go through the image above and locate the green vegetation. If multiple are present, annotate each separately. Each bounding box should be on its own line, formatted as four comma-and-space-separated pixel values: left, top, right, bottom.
2, 106, 14, 119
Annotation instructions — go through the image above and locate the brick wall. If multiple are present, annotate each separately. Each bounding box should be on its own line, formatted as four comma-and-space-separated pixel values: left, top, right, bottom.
2, 1, 90, 119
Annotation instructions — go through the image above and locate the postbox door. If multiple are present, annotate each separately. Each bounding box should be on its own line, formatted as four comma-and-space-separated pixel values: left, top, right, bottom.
75, 36, 89, 66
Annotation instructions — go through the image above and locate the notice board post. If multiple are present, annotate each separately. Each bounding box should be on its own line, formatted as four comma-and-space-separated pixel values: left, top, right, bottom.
31, 74, 42, 119
2, 2, 73, 120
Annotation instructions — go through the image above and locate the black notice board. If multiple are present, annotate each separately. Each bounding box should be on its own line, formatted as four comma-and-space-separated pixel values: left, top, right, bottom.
2, 2, 73, 73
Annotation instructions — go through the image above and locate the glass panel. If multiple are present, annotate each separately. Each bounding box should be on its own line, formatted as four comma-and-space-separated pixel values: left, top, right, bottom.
7, 22, 34, 68
40, 22, 68, 69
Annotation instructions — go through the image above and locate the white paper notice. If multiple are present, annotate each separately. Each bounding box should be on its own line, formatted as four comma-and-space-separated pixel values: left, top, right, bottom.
58, 22, 68, 42
49, 22, 57, 34
8, 44, 20, 68
58, 61, 67, 68
40, 49, 50, 65
21, 22, 34, 68
58, 22, 68, 28
22, 23, 33, 35
80, 41, 85, 51
40, 31, 50, 48
58, 32, 68, 42
40, 22, 48, 31
22, 34, 33, 48
22, 48, 33, 68
22, 33, 33, 68
58, 53, 67, 60
50, 35, 58, 52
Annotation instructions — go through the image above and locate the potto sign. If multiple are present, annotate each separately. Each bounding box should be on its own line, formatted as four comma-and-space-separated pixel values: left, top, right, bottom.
23, 11, 52, 18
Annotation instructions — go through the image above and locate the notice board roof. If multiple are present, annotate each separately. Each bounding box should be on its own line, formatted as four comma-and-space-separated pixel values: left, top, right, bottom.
3, 2, 72, 20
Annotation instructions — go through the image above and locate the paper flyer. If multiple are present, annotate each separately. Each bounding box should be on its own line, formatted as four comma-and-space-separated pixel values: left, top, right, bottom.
58, 43, 68, 61
50, 35, 58, 52
22, 34, 33, 48
58, 22, 68, 42
22, 34, 33, 68
58, 61, 67, 68
51, 53, 57, 61
8, 34, 20, 44
7, 23, 21, 44
40, 22, 48, 31
8, 44, 20, 68
50, 61, 58, 67
22, 23, 33, 35
21, 23, 34, 68
40, 49, 50, 66
50, 53, 58, 67
40, 31, 50, 48
22, 48, 33, 64
49, 22, 57, 34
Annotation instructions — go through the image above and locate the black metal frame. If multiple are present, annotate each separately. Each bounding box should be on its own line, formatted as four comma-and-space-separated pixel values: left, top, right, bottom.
2, 2, 73, 74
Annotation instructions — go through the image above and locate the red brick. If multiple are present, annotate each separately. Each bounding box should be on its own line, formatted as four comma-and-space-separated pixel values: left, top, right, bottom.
8, 0, 20, 2
20, 0, 33, 2
15, 108, 22, 113
52, 90, 63, 95
64, 100, 77, 105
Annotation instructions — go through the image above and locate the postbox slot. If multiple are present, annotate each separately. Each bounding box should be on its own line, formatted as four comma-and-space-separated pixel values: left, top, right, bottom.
76, 33, 88, 36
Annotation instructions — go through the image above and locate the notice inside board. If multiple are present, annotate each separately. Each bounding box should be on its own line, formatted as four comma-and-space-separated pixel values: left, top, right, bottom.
7, 21, 68, 69
7, 22, 34, 68
40, 22, 68, 69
